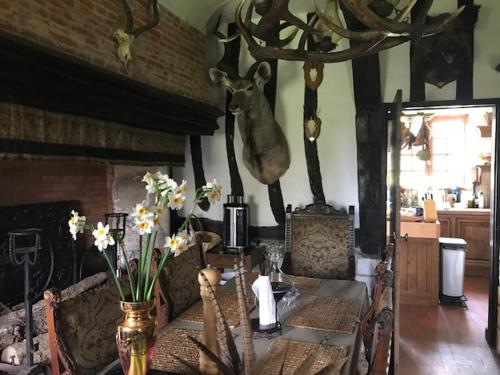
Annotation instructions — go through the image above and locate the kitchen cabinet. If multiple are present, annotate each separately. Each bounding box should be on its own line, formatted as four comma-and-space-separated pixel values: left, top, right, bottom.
397, 222, 440, 307
437, 209, 490, 276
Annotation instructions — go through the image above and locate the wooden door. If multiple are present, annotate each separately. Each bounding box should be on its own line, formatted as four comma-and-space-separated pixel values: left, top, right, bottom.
387, 90, 402, 373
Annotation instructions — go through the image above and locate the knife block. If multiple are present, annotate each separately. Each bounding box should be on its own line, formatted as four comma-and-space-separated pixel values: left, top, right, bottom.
423, 200, 437, 223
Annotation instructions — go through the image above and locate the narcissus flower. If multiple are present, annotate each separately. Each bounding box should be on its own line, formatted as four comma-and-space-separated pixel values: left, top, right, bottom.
165, 234, 188, 257
167, 192, 186, 210
133, 216, 154, 235
92, 222, 115, 251
68, 210, 86, 240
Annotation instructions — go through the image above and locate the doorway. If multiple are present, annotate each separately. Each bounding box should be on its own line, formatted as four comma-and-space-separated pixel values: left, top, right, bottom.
391, 100, 500, 374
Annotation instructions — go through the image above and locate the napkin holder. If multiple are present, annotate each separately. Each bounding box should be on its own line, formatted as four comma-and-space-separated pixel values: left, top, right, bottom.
250, 275, 281, 335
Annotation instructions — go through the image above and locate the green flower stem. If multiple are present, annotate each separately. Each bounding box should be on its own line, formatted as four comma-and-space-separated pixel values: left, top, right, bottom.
119, 241, 137, 302
101, 248, 126, 301
142, 230, 158, 300
136, 237, 144, 301
145, 248, 172, 301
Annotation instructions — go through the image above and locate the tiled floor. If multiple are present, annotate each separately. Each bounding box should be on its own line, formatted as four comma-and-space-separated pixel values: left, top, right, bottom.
400, 277, 500, 375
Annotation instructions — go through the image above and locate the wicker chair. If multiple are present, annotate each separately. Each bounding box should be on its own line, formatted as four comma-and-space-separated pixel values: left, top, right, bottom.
284, 201, 355, 279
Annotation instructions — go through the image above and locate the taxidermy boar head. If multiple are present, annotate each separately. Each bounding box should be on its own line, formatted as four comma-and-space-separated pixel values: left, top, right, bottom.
209, 62, 290, 185
412, 4, 480, 88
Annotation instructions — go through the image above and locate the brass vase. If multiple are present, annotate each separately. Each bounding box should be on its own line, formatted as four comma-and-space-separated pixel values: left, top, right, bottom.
116, 300, 156, 375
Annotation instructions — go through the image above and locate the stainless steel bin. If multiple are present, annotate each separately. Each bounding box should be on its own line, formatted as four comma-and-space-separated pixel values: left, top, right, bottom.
439, 237, 467, 306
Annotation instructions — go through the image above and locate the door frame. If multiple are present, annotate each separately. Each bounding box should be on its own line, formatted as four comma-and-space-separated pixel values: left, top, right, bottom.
389, 97, 500, 349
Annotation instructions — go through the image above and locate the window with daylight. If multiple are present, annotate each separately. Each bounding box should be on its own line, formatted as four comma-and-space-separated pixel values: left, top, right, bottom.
399, 115, 468, 189
430, 116, 467, 188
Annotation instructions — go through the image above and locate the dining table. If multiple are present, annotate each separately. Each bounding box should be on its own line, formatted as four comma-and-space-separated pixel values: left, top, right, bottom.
99, 277, 368, 375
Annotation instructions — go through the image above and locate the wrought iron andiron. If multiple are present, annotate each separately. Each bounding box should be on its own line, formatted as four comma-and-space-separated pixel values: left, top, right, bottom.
8, 228, 44, 367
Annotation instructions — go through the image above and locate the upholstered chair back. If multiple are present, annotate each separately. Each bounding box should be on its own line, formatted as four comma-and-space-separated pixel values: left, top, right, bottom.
284, 202, 355, 279
157, 234, 204, 321
44, 273, 128, 375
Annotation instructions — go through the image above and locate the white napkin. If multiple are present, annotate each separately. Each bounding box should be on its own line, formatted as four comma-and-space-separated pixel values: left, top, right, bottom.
251, 275, 277, 326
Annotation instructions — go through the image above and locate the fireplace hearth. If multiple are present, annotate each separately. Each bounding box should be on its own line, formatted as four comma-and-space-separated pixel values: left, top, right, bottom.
0, 201, 77, 307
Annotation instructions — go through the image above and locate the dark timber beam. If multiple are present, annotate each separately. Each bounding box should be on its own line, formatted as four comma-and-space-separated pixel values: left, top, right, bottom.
264, 57, 286, 226
0, 32, 221, 136
342, 5, 387, 256
456, 0, 475, 100
303, 13, 326, 204
410, 0, 427, 102
190, 136, 210, 211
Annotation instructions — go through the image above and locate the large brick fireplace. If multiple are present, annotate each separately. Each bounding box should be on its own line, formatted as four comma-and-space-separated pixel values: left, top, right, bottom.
0, 160, 112, 223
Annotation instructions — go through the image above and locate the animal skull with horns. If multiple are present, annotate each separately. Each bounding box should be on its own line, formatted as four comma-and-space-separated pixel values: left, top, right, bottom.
113, 0, 160, 70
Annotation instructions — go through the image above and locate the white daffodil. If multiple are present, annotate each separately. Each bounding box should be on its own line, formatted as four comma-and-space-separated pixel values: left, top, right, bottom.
160, 178, 178, 197
153, 214, 161, 228
167, 191, 186, 210
204, 179, 222, 205
142, 172, 156, 194
175, 180, 188, 195
131, 202, 149, 219
92, 222, 115, 251
165, 234, 187, 257
177, 229, 194, 245
68, 210, 86, 240
207, 189, 221, 205
174, 237, 188, 256
133, 216, 154, 235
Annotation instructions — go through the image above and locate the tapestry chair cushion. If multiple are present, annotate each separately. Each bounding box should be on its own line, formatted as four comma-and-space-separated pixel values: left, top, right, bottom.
44, 273, 130, 375
56, 280, 123, 374
285, 202, 355, 280
158, 236, 204, 320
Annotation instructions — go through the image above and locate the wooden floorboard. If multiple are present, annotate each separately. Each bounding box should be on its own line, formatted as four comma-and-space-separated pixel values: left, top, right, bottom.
400, 276, 500, 374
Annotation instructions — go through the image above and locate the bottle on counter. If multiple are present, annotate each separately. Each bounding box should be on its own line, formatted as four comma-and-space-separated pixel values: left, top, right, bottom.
478, 192, 485, 209
473, 193, 479, 208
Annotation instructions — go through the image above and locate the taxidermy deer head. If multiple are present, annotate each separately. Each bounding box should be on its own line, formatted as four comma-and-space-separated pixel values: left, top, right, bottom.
209, 62, 290, 185
412, 4, 480, 88
113, 0, 160, 70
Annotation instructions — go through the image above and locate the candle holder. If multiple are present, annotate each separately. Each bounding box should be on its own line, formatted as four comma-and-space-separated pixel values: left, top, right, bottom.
105, 213, 128, 276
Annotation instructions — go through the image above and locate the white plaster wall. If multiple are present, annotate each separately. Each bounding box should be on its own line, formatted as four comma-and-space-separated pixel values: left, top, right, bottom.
174, 1, 500, 229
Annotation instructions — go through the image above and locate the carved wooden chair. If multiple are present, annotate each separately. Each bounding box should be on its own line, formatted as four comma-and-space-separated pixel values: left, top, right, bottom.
44, 274, 126, 375
153, 233, 204, 329
360, 244, 394, 374
367, 286, 394, 375
284, 201, 355, 279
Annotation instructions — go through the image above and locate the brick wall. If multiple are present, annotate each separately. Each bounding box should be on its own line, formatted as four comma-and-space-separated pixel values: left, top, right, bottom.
0, 160, 112, 223
0, 0, 212, 104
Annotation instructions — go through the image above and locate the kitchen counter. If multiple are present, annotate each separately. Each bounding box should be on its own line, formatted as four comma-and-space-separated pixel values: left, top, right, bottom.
388, 220, 440, 306
437, 207, 490, 214
437, 209, 490, 276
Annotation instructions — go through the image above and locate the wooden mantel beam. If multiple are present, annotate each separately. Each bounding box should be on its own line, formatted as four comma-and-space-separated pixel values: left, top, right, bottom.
0, 32, 222, 136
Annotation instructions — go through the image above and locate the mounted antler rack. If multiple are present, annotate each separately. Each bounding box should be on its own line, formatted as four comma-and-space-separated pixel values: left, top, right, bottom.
230, 0, 464, 63
113, 0, 160, 69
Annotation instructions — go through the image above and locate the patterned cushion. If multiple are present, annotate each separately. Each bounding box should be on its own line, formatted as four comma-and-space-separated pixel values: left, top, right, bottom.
57, 280, 124, 375
290, 215, 354, 279
158, 239, 203, 320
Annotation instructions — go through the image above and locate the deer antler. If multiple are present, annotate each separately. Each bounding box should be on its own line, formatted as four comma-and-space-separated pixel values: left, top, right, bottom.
234, 0, 464, 63
113, 0, 160, 70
